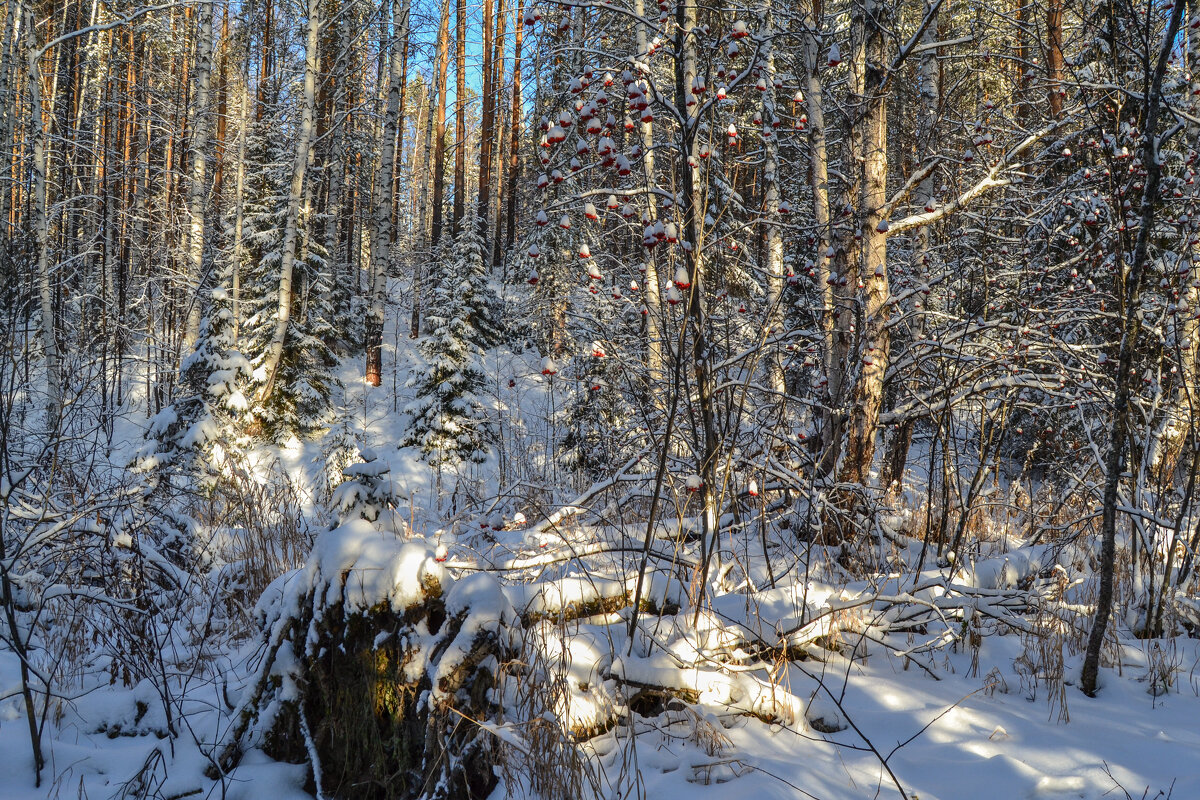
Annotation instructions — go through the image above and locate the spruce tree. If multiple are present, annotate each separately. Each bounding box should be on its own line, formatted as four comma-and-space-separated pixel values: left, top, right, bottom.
136, 273, 251, 567
456, 206, 506, 350
143, 273, 251, 485
403, 224, 491, 468
240, 109, 339, 439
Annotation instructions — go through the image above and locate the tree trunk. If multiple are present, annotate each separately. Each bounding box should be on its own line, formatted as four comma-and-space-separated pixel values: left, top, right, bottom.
503, 1, 524, 259
1081, 1, 1185, 697
799, 0, 833, 449
367, 0, 411, 387
489, 0, 508, 269
836, 0, 890, 492
256, 0, 320, 403
183, 0, 215, 350
1046, 0, 1064, 119
633, 0, 664, 385
760, 0, 784, 396
256, 0, 274, 120
321, 0, 349, 330
452, 0, 467, 235
212, 3, 229, 218
477, 0, 495, 256
413, 76, 438, 338
23, 1, 60, 431
673, 0, 720, 597
430, 0, 450, 248
0, 8, 20, 251
817, 7, 866, 479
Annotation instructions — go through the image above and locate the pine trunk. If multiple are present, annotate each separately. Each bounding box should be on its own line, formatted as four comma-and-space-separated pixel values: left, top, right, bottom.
489, 0, 507, 269
1046, 0, 1064, 118
430, 0, 450, 248
477, 0, 495, 255
503, 1, 523, 259
452, 0, 466, 235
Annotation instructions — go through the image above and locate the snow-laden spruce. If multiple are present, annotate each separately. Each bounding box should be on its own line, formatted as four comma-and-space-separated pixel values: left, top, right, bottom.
404, 206, 502, 469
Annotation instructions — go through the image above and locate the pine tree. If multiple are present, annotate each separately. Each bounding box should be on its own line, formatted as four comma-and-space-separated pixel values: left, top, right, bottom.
403, 231, 491, 468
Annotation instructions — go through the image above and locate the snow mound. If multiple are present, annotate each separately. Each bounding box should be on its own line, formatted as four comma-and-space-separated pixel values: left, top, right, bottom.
258, 519, 448, 623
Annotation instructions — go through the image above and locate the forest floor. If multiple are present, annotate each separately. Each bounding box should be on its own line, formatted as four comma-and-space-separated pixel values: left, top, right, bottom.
1, 604, 1197, 800
3, 304, 1199, 800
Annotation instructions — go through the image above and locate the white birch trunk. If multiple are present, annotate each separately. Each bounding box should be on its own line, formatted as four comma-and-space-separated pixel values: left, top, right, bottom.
367, 0, 411, 385
798, 0, 837, 471
760, 1, 785, 395
633, 0, 663, 384
23, 1, 60, 430
839, 0, 891, 488
183, 0, 215, 349
256, 0, 319, 403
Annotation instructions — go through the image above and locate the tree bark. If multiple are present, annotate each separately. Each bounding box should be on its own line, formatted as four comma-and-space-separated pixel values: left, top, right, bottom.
1046, 0, 1064, 119
367, 0, 411, 386
489, 0, 507, 269
634, 0, 664, 385
452, 0, 467, 235
23, 0, 60, 431
798, 0, 834, 451
321, 0, 349, 326
183, 0, 215, 350
1081, 1, 1185, 697
430, 0, 450, 248
212, 3, 229, 218
477, 0, 495, 256
673, 0, 720, 598
503, 0, 524, 260
836, 0, 890, 492
760, 0, 784, 396
257, 0, 320, 403
413, 76, 437, 338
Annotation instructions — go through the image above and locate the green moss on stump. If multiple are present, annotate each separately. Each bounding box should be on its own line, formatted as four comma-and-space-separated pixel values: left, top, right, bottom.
264, 587, 505, 799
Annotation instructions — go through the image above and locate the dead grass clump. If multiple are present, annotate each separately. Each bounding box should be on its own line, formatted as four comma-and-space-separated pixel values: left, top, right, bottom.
196, 458, 313, 635
497, 625, 602, 800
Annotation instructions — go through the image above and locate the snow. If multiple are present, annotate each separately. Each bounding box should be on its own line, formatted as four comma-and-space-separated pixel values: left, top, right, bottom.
6, 280, 1200, 800
303, 519, 448, 613
430, 572, 512, 702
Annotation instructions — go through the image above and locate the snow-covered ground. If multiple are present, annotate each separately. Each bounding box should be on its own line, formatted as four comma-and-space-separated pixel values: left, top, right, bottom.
3, 297, 1198, 800
2, 588, 1196, 800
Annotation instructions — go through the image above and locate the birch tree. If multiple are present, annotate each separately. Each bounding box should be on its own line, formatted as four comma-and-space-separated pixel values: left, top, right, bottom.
183, 0, 215, 350
256, 0, 321, 404
367, 0, 412, 387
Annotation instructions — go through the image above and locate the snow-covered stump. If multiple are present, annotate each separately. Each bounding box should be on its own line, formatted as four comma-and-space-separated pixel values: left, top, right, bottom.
225, 520, 513, 799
